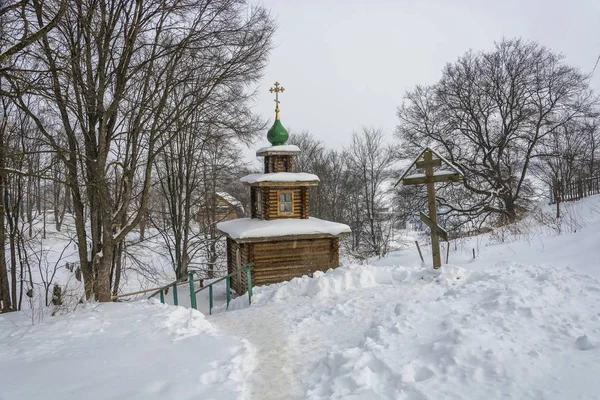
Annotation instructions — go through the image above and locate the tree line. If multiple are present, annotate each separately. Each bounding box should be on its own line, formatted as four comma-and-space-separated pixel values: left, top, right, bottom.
289, 39, 599, 260
0, 0, 274, 311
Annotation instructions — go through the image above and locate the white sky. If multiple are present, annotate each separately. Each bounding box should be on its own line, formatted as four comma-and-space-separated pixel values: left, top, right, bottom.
246, 0, 600, 157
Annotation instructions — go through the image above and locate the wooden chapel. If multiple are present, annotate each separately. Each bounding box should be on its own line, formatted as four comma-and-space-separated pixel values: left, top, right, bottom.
217, 82, 351, 294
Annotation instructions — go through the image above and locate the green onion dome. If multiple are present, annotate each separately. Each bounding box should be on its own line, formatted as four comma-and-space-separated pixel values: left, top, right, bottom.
267, 118, 288, 145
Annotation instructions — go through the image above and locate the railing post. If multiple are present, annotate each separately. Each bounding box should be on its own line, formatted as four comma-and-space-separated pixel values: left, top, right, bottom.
246, 265, 252, 306
209, 285, 213, 315
159, 289, 165, 304
226, 277, 231, 310
189, 272, 197, 310
172, 282, 178, 306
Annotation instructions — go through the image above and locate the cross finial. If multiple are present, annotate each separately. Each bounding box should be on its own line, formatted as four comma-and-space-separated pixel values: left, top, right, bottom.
269, 81, 285, 120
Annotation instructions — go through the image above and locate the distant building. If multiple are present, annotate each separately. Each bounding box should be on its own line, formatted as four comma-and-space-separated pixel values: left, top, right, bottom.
196, 192, 244, 225
214, 192, 245, 222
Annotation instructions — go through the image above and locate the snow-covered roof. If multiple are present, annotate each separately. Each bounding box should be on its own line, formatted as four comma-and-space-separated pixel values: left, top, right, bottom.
256, 145, 301, 156
217, 217, 351, 240
216, 192, 242, 208
240, 172, 320, 184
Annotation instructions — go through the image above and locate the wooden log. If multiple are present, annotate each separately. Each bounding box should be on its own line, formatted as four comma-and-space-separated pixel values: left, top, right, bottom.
254, 240, 332, 250
416, 158, 442, 168
424, 152, 442, 269
301, 187, 309, 219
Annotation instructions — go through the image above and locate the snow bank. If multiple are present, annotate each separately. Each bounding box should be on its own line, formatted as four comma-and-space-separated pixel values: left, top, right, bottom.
227, 263, 466, 309
0, 301, 255, 400
217, 217, 351, 239
303, 262, 600, 399
240, 172, 319, 184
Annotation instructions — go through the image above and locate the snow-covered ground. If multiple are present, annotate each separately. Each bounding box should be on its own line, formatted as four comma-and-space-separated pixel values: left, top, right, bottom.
1, 195, 600, 399
0, 301, 254, 400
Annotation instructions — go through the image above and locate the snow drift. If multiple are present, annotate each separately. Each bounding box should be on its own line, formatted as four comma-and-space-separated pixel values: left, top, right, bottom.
0, 301, 255, 400
222, 260, 600, 399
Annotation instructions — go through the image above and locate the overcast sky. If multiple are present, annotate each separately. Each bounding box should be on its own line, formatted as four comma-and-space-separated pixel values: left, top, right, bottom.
247, 0, 600, 156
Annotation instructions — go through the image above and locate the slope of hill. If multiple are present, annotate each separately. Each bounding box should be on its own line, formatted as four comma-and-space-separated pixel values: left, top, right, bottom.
0, 301, 254, 400
1, 195, 599, 399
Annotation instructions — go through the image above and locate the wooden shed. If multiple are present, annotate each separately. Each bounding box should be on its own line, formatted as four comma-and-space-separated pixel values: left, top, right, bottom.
217, 83, 350, 294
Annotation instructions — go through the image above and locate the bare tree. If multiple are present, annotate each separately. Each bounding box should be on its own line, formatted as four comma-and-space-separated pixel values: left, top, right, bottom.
532, 120, 593, 186
5, 0, 275, 301
344, 128, 397, 257
397, 38, 596, 222
0, 0, 66, 73
0, 106, 11, 311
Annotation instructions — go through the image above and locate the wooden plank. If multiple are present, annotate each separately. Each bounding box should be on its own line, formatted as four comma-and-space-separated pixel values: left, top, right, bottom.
416, 158, 442, 168
254, 242, 332, 251
424, 151, 442, 269
432, 173, 461, 183
301, 187, 309, 219
254, 267, 323, 278
253, 251, 331, 262
253, 256, 330, 266
403, 176, 429, 185
253, 240, 332, 249
420, 212, 448, 241
253, 249, 331, 259
254, 266, 322, 275
403, 173, 460, 186
253, 247, 332, 258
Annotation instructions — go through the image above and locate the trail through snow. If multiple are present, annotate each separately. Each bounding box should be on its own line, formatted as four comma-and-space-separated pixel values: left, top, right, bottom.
210, 262, 600, 399
209, 266, 464, 399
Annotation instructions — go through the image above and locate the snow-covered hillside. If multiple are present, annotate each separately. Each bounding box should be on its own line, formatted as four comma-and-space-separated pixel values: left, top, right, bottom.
0, 301, 254, 400
1, 195, 600, 399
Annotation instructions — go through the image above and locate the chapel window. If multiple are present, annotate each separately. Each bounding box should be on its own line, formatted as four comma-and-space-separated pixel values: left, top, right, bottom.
279, 191, 293, 214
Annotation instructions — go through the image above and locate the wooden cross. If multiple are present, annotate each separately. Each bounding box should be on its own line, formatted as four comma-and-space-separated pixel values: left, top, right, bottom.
269, 81, 285, 119
396, 148, 462, 269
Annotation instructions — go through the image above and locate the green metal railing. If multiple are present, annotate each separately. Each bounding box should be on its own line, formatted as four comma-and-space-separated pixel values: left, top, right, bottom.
112, 264, 253, 315
195, 263, 253, 315
147, 273, 205, 307
111, 276, 204, 303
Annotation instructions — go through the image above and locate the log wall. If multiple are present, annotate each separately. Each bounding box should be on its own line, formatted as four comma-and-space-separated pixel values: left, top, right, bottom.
227, 237, 251, 294
250, 187, 310, 220
264, 155, 293, 173
227, 237, 340, 295
265, 188, 303, 219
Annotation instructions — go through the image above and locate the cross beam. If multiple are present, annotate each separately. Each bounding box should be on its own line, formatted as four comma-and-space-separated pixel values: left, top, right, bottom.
402, 150, 460, 269
269, 81, 285, 119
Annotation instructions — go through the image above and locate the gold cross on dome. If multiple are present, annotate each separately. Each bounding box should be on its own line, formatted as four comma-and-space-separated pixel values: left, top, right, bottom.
269, 81, 285, 119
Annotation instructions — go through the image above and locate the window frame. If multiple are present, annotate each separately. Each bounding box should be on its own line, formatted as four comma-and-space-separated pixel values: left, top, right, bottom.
256, 189, 262, 217
277, 190, 294, 216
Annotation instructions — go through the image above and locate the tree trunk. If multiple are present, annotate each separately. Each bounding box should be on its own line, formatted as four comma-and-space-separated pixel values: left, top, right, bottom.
111, 242, 123, 298
8, 232, 17, 309
504, 196, 517, 223
0, 168, 11, 312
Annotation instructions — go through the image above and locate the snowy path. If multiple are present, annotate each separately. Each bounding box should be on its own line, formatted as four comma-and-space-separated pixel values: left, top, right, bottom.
210, 306, 296, 398
209, 268, 441, 399
209, 262, 600, 399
